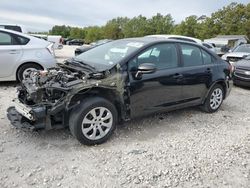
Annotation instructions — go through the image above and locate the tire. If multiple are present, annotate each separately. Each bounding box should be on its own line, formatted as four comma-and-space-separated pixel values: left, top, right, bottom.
69, 97, 118, 145
17, 63, 42, 81
201, 84, 224, 113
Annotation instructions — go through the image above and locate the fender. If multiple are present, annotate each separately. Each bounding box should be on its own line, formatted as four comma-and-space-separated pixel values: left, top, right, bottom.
202, 80, 227, 104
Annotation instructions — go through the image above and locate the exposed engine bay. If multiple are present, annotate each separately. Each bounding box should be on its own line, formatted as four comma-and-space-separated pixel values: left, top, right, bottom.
7, 63, 128, 130
20, 67, 85, 105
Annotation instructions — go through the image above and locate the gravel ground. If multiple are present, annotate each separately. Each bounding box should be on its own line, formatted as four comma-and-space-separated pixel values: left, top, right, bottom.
0, 46, 249, 188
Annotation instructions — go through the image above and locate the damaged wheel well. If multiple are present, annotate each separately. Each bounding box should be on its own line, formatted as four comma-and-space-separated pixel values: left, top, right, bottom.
68, 88, 125, 122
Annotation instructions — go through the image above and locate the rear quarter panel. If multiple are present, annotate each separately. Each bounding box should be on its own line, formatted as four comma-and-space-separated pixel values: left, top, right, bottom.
208, 59, 232, 99
19, 46, 57, 68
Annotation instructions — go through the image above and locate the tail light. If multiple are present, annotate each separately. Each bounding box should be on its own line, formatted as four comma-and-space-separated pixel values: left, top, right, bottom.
229, 63, 235, 73
47, 43, 55, 56
60, 37, 63, 44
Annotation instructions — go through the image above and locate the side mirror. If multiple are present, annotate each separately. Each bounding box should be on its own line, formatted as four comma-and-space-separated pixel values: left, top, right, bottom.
135, 63, 156, 79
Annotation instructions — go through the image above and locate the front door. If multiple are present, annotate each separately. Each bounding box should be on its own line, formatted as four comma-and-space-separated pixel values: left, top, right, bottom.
128, 43, 183, 118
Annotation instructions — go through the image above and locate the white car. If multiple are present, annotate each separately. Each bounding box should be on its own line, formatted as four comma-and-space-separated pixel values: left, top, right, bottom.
0, 28, 57, 81
221, 44, 250, 64
145, 35, 216, 53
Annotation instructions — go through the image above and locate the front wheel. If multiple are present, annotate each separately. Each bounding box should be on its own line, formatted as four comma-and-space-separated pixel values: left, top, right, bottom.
201, 84, 224, 113
69, 97, 118, 145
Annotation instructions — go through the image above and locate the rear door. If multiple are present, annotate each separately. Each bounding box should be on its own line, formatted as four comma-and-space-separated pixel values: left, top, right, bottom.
0, 31, 22, 78
128, 42, 184, 118
178, 43, 217, 103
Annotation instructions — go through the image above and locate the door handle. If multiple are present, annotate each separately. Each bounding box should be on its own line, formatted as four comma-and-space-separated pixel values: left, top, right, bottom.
173, 73, 183, 79
9, 50, 19, 54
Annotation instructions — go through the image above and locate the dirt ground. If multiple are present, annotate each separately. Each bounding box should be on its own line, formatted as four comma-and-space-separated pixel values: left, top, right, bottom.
0, 46, 249, 188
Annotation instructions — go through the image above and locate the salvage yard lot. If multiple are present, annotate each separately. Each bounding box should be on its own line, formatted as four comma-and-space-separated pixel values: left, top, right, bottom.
0, 46, 249, 188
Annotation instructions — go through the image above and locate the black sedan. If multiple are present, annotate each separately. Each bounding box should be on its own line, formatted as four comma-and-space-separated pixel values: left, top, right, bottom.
75, 39, 113, 56
8, 37, 233, 145
233, 55, 250, 87
67, 39, 84, 45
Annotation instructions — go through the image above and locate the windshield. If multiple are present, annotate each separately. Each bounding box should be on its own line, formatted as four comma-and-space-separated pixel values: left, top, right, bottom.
233, 45, 250, 53
75, 40, 145, 71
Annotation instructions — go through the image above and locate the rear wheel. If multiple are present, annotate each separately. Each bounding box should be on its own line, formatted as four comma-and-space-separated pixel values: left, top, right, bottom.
201, 84, 224, 113
69, 97, 118, 145
17, 63, 42, 81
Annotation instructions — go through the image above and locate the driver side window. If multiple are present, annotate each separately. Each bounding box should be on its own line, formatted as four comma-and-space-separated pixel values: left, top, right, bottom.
128, 43, 178, 71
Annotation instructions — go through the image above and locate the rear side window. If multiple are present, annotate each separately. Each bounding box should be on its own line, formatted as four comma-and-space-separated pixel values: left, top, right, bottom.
16, 36, 30, 45
180, 44, 203, 67
202, 43, 212, 49
4, 25, 22, 32
0, 32, 12, 45
202, 49, 213, 64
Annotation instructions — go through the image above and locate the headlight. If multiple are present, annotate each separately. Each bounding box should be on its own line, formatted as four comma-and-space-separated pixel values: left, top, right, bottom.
245, 71, 250, 75
221, 55, 227, 60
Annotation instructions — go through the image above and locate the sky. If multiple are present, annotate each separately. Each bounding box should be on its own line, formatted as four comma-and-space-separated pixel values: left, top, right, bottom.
0, 0, 249, 32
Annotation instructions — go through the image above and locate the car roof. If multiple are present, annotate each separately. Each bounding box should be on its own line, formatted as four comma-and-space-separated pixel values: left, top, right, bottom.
116, 37, 204, 47
0, 28, 50, 45
0, 28, 30, 37
145, 34, 203, 44
0, 24, 28, 33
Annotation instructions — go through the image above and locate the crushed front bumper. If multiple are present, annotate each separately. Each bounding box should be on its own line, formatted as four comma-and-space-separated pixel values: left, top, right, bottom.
7, 99, 47, 130
7, 107, 35, 130
13, 99, 35, 121
7, 107, 47, 130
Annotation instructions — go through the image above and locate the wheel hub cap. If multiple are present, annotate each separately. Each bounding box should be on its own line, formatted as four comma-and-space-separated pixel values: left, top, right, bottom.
210, 88, 223, 110
81, 107, 113, 140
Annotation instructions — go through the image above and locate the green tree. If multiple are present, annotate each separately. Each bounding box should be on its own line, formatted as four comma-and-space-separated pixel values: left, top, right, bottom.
50, 25, 71, 38
198, 2, 250, 39
103, 17, 130, 39
69, 27, 86, 39
173, 15, 199, 37
84, 26, 104, 43
123, 15, 150, 37
148, 13, 174, 34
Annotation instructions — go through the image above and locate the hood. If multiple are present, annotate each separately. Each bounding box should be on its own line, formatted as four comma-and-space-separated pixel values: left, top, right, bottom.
234, 59, 250, 70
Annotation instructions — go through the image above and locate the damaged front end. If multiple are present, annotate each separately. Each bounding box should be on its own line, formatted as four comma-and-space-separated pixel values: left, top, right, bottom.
7, 63, 129, 130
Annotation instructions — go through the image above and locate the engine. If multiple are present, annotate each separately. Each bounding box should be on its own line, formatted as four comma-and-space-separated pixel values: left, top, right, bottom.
19, 67, 85, 104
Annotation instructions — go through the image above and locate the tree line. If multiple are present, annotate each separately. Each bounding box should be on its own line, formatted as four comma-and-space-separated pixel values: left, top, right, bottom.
49, 2, 250, 43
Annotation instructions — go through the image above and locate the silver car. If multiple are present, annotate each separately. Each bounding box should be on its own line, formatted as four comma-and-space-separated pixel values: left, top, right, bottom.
221, 44, 250, 64
0, 28, 57, 81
